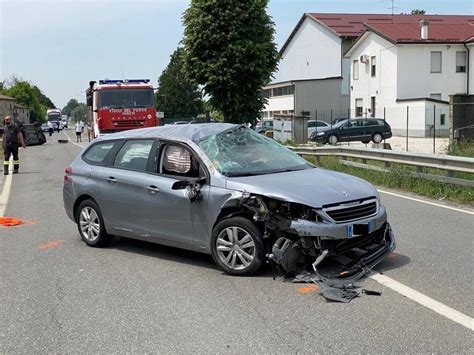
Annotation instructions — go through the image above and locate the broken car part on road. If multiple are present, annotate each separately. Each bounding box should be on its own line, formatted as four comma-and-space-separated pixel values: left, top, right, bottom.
238, 192, 395, 302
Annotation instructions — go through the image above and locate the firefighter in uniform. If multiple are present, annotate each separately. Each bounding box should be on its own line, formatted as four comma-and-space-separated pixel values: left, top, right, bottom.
3, 116, 26, 175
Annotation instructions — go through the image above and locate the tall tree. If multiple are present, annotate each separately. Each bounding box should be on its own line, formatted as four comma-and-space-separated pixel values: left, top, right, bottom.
32, 86, 55, 108
3, 81, 46, 122
182, 0, 278, 123
156, 47, 204, 119
62, 98, 80, 117
411, 9, 426, 14
70, 103, 88, 123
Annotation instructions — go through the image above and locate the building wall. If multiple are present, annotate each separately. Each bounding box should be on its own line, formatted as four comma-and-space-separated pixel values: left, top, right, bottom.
0, 99, 15, 120
274, 17, 342, 82
349, 32, 398, 117
397, 44, 468, 101
295, 79, 350, 121
468, 43, 474, 95
349, 32, 458, 136
14, 107, 31, 124
263, 95, 294, 117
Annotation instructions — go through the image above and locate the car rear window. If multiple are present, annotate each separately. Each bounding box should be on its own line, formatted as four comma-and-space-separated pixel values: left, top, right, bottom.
367, 119, 385, 126
83, 141, 118, 165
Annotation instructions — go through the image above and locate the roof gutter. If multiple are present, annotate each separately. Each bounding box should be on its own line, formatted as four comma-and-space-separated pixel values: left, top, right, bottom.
463, 42, 470, 94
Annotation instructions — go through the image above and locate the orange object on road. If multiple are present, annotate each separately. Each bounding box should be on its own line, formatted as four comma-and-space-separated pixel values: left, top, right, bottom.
38, 240, 64, 250
0, 217, 25, 227
298, 284, 319, 294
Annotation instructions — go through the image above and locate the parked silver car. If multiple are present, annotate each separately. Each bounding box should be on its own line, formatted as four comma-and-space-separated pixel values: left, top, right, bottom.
63, 124, 395, 276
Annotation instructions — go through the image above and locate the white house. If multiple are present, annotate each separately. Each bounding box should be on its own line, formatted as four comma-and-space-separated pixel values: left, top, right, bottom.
263, 13, 473, 125
346, 20, 474, 136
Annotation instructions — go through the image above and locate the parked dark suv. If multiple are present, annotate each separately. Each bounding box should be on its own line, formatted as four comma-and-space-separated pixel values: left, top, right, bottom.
310, 118, 392, 144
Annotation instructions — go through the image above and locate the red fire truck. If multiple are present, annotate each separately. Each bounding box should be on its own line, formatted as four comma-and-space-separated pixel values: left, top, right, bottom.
86, 79, 158, 138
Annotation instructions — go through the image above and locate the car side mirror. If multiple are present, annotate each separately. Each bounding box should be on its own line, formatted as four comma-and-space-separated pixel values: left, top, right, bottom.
172, 180, 190, 190
172, 177, 206, 202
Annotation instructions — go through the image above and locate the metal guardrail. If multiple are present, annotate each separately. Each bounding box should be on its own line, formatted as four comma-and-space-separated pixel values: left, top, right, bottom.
288, 146, 474, 187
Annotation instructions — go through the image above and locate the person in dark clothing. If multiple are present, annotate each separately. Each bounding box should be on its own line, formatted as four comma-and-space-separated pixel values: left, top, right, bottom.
3, 115, 26, 175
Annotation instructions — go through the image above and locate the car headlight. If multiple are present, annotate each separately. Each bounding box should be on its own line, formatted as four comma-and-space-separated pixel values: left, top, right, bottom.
316, 132, 325, 136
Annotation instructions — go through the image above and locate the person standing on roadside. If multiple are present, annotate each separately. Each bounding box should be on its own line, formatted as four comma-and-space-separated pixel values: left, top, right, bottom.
47, 120, 54, 137
3, 116, 26, 175
79, 120, 84, 134
75, 121, 82, 142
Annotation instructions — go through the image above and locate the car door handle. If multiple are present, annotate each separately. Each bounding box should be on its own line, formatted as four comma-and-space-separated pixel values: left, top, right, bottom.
146, 185, 160, 194
107, 177, 117, 183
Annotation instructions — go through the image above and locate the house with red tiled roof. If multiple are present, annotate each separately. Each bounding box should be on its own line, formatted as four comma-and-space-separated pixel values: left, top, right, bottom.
262, 13, 473, 129
346, 20, 474, 136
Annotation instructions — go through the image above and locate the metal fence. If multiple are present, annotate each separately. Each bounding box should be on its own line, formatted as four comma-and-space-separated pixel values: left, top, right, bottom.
268, 105, 454, 154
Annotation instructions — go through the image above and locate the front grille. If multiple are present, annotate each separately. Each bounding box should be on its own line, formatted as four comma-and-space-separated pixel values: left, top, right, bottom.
323, 199, 377, 223
113, 120, 145, 127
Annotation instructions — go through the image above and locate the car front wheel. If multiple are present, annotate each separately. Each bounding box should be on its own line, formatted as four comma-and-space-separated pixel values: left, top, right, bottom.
328, 135, 338, 145
76, 199, 113, 247
372, 133, 383, 143
211, 217, 264, 276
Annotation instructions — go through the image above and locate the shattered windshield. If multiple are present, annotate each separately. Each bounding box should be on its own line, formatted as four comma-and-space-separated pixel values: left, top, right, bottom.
198, 126, 311, 177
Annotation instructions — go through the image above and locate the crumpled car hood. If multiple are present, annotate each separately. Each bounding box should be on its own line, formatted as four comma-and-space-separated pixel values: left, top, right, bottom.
225, 168, 378, 208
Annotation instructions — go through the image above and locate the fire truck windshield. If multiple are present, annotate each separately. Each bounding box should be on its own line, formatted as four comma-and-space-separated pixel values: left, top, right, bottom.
98, 89, 154, 109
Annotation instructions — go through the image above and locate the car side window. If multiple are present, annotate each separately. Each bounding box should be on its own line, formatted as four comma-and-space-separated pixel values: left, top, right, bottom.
82, 141, 118, 165
159, 144, 200, 178
344, 120, 361, 128
113, 140, 154, 172
308, 121, 315, 128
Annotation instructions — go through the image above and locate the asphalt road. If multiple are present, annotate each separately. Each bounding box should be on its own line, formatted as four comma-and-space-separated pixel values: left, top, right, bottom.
1, 129, 473, 353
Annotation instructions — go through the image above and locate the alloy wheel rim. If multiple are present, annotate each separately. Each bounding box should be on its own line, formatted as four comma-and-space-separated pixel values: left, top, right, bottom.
79, 207, 100, 242
216, 227, 255, 270
374, 134, 382, 143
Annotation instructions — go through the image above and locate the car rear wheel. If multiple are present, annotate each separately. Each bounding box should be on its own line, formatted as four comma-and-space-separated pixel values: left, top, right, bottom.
372, 133, 383, 144
328, 135, 338, 145
76, 199, 113, 247
211, 217, 264, 276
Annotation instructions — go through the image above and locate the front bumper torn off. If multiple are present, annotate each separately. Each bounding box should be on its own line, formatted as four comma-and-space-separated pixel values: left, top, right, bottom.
270, 222, 396, 302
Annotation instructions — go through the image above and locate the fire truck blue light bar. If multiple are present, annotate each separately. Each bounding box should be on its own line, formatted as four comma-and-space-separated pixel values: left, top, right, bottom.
98, 79, 150, 84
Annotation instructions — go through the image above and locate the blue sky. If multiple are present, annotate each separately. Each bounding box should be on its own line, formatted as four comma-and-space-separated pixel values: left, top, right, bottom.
1, 0, 472, 109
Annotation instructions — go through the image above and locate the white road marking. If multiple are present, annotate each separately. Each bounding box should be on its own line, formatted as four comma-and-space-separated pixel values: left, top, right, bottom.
63, 130, 86, 148
371, 273, 474, 331
0, 168, 12, 217
378, 189, 474, 215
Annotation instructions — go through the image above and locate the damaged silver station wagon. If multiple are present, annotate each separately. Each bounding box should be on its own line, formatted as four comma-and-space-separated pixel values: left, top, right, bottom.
64, 124, 395, 278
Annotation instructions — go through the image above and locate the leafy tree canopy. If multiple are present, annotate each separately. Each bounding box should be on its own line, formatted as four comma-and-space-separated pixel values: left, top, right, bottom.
156, 47, 204, 120
401, 9, 426, 15
32, 86, 55, 109
1, 80, 46, 122
182, 0, 278, 124
62, 98, 80, 117
70, 103, 88, 123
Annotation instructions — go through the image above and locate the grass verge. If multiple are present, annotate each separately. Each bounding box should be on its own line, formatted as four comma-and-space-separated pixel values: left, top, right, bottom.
304, 155, 474, 206
447, 140, 474, 158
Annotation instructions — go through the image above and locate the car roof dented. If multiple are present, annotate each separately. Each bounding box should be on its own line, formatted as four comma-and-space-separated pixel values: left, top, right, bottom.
96, 123, 239, 143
